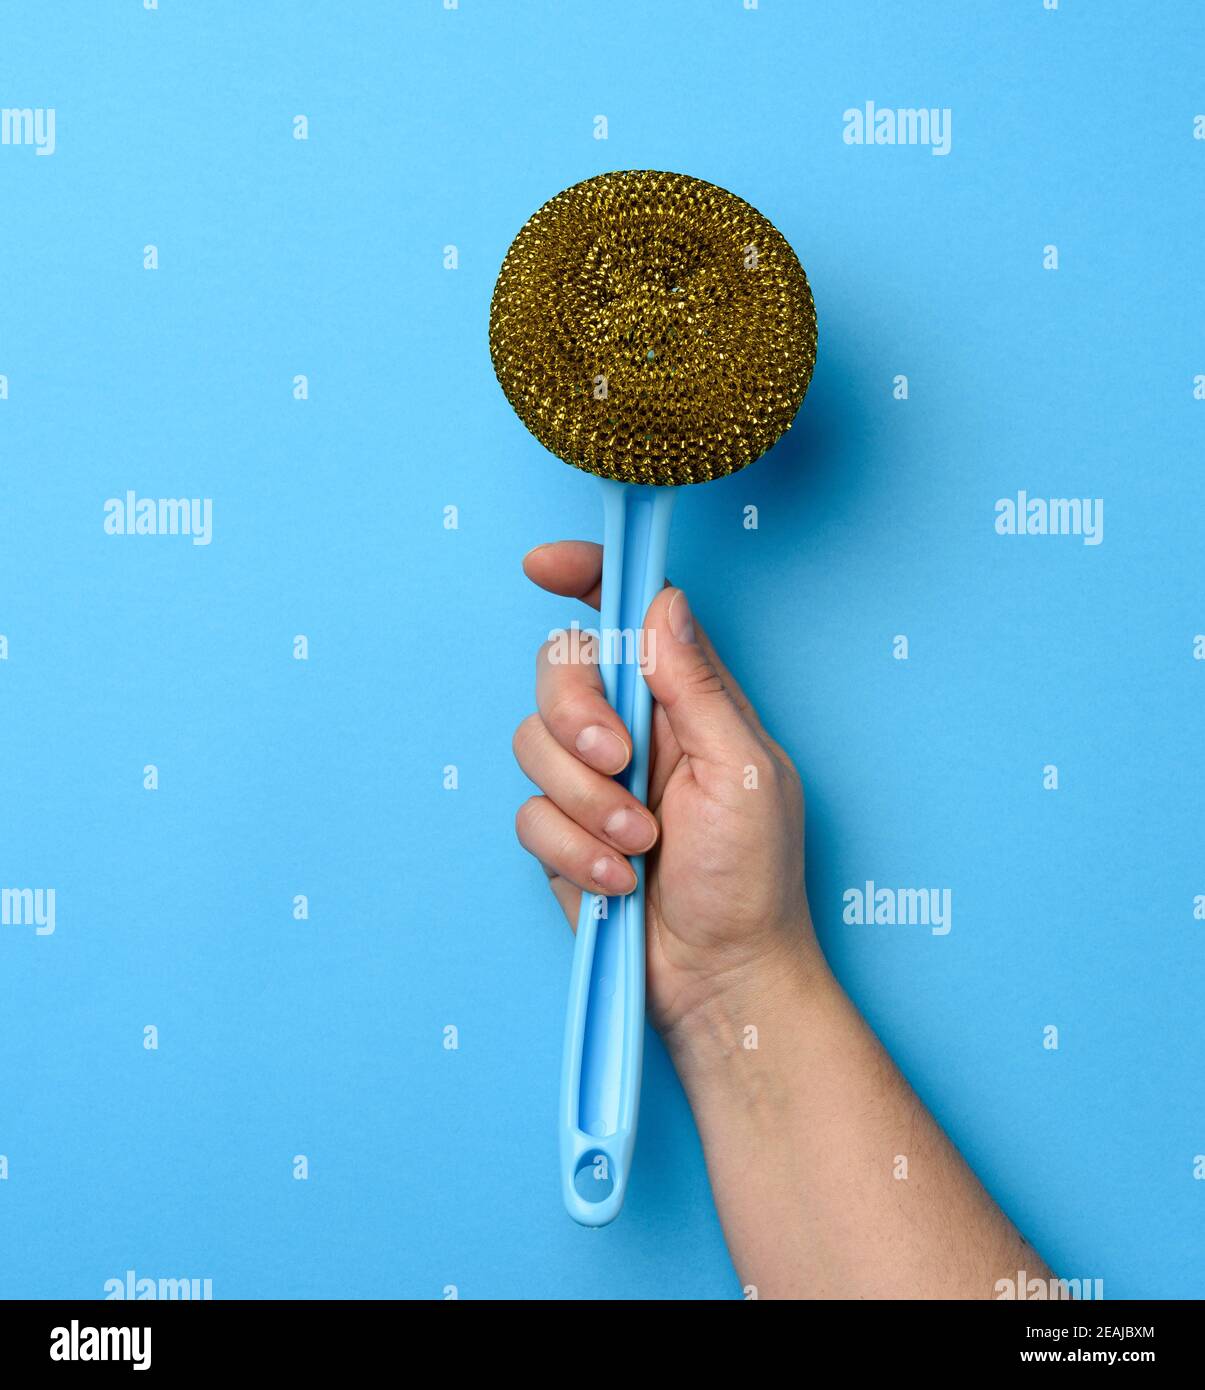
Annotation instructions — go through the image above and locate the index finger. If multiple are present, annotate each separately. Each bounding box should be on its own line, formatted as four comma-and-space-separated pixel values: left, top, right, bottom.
523, 540, 607, 610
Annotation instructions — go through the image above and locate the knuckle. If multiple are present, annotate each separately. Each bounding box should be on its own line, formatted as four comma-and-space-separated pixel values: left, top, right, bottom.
540, 628, 597, 670
742, 755, 782, 799
768, 754, 803, 806
511, 713, 543, 764
544, 689, 591, 736
571, 628, 599, 664
555, 827, 584, 869
765, 739, 803, 791
679, 658, 727, 699
758, 754, 783, 788
514, 795, 547, 845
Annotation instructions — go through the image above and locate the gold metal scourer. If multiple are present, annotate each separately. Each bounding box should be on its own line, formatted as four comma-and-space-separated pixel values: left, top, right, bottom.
489, 170, 818, 487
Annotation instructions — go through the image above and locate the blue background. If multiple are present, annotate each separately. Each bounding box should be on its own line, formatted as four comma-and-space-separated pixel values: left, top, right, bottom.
1, 0, 1202, 1300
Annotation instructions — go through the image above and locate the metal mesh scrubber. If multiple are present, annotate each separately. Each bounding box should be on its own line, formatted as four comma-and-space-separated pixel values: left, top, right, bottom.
489, 170, 818, 487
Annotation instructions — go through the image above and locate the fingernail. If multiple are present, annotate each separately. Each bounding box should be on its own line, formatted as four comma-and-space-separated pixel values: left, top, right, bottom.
668, 589, 695, 644
603, 807, 656, 853
575, 725, 629, 773
591, 855, 635, 894
522, 543, 550, 566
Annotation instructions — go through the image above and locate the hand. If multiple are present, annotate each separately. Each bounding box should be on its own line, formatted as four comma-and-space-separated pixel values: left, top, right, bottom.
515, 542, 1050, 1298
513, 540, 825, 1038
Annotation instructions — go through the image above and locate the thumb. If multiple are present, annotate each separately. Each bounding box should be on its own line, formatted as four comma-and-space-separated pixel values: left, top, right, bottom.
640, 588, 759, 765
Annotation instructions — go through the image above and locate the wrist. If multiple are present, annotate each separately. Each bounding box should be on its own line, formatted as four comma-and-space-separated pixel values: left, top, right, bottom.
659, 927, 833, 1096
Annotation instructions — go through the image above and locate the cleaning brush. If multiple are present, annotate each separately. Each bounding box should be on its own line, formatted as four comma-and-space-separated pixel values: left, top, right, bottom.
490, 169, 818, 1225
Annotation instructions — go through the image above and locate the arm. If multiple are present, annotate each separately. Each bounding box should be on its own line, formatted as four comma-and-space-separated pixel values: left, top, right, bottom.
515, 540, 1051, 1299
665, 951, 1046, 1299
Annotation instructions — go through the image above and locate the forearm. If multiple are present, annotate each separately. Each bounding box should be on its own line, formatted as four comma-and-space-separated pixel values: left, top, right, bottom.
663, 937, 1050, 1299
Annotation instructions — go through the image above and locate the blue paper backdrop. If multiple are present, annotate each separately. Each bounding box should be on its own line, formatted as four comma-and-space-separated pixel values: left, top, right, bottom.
1, 0, 1202, 1300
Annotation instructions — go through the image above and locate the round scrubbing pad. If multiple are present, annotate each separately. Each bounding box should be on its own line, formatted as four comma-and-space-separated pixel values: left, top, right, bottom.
489, 170, 818, 488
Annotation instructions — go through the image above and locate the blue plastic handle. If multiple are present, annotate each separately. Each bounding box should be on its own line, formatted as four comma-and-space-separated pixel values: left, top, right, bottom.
559, 478, 676, 1226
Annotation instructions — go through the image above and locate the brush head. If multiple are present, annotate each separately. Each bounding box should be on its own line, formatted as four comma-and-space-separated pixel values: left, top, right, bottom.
489, 170, 817, 487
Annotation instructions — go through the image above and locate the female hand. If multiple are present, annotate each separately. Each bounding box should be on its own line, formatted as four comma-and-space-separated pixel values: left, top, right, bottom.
513, 540, 825, 1039
514, 541, 1051, 1299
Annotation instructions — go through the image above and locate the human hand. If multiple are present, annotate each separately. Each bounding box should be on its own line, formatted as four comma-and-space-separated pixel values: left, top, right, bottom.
514, 541, 1051, 1299
513, 540, 825, 1039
